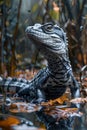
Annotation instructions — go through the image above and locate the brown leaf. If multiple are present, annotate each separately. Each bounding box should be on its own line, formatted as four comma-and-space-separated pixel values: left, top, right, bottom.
41, 93, 69, 106
10, 102, 42, 113
0, 115, 20, 128
44, 106, 80, 121
70, 97, 87, 104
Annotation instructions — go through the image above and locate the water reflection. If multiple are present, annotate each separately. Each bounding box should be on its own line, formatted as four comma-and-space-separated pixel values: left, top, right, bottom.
0, 94, 87, 130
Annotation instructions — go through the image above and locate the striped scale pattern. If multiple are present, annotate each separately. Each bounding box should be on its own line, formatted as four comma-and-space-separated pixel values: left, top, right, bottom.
0, 23, 80, 102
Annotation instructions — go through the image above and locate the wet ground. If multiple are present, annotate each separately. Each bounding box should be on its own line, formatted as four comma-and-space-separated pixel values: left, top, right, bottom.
0, 68, 87, 130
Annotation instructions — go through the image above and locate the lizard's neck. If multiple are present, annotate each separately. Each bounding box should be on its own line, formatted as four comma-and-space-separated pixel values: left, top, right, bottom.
39, 46, 72, 75
46, 54, 72, 74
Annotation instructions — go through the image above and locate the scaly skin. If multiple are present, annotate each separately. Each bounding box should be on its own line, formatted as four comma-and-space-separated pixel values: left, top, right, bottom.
0, 23, 80, 103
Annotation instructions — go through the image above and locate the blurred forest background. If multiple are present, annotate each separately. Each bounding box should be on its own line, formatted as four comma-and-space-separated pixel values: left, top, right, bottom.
0, 0, 87, 77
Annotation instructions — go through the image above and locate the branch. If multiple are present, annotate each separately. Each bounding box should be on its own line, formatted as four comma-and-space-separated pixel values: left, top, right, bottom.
13, 0, 22, 41
77, 0, 87, 27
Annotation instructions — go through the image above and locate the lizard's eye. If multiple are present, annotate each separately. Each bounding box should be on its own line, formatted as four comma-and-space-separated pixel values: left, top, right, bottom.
42, 23, 54, 33
45, 24, 53, 31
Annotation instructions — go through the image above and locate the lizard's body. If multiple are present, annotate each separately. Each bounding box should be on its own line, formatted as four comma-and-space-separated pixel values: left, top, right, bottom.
0, 23, 80, 102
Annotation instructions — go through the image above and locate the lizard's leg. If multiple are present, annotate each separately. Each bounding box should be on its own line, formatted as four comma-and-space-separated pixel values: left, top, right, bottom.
70, 75, 80, 98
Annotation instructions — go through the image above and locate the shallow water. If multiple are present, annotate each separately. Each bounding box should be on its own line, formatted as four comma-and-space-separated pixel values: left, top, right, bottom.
0, 99, 87, 130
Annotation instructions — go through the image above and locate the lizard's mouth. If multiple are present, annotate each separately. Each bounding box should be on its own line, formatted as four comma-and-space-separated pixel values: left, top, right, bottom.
26, 27, 49, 41
26, 27, 61, 44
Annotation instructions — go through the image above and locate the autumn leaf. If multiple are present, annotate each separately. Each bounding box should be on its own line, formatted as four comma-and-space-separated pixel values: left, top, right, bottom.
0, 115, 20, 128
10, 102, 42, 113
70, 97, 87, 104
41, 93, 69, 106
44, 106, 82, 122
54, 93, 69, 104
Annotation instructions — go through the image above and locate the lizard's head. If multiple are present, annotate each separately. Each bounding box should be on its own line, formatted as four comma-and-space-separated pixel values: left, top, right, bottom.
26, 23, 68, 54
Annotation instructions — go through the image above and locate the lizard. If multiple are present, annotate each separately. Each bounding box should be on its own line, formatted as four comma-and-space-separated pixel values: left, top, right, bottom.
0, 22, 80, 103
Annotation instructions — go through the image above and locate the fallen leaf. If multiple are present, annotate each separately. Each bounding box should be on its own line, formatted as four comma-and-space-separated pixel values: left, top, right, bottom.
44, 107, 81, 122
70, 97, 87, 104
41, 93, 69, 106
0, 115, 20, 128
10, 102, 42, 113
